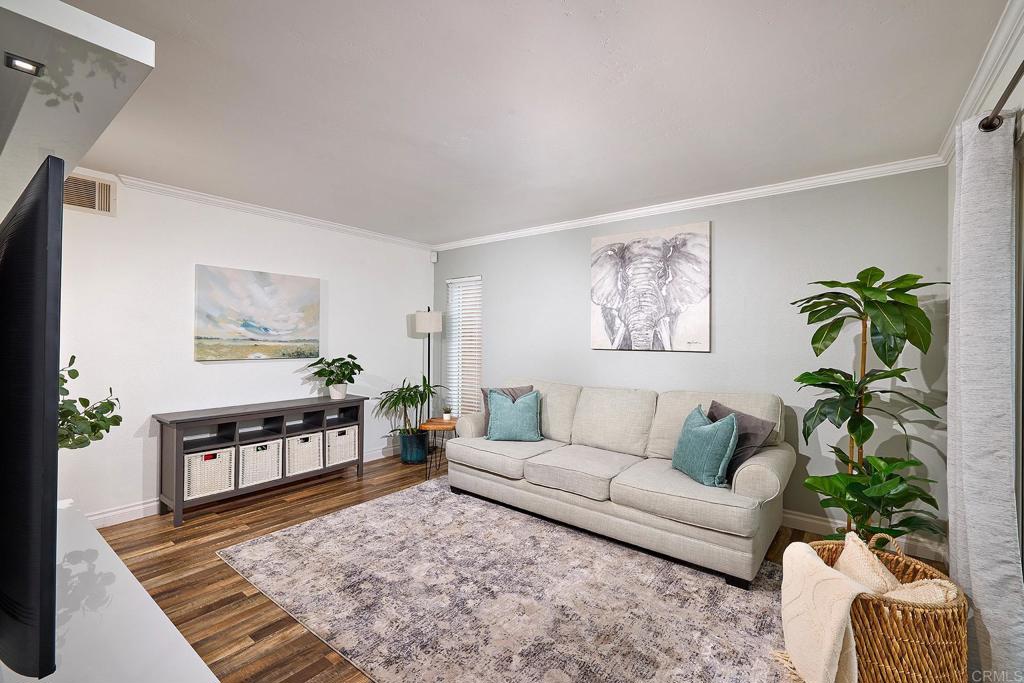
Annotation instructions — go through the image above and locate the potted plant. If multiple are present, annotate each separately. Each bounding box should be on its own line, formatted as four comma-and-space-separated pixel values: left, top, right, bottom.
373, 376, 445, 464
791, 267, 946, 548
442, 404, 452, 421
58, 355, 122, 450
307, 354, 364, 399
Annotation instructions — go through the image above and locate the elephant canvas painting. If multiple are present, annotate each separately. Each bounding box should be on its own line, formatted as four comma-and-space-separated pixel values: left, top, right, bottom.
591, 222, 710, 351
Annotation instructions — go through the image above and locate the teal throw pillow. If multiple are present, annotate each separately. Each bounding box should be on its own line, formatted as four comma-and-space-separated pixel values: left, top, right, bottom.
487, 389, 542, 442
672, 406, 739, 487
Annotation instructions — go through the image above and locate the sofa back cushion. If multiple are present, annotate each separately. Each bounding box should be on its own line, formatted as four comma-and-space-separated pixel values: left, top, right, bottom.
646, 391, 784, 458
570, 386, 658, 456
506, 378, 581, 443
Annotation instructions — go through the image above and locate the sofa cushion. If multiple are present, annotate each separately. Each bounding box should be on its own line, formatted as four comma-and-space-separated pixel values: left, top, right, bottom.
508, 379, 582, 443
570, 387, 658, 456
446, 437, 563, 479
523, 445, 641, 501
610, 458, 760, 536
646, 391, 784, 458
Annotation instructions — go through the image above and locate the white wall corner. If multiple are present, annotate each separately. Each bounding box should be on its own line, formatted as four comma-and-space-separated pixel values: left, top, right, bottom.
936, 0, 1024, 163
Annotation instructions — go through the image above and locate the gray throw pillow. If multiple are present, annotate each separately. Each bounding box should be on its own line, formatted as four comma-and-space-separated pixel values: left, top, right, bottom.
481, 385, 534, 425
707, 400, 775, 482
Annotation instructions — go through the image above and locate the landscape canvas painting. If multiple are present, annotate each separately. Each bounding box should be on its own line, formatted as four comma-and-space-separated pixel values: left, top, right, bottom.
591, 222, 711, 352
195, 265, 320, 361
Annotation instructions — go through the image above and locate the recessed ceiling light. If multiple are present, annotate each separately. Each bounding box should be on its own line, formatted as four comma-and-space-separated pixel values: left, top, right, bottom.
4, 53, 44, 77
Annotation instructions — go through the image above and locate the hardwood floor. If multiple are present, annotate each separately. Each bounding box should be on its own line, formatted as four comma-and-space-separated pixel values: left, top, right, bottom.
102, 456, 818, 683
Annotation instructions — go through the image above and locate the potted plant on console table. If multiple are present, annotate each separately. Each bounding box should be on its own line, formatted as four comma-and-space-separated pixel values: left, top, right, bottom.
308, 354, 364, 399
374, 375, 445, 464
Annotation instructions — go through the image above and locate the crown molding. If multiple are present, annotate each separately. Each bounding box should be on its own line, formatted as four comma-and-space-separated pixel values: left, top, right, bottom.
937, 0, 1024, 163
431, 154, 946, 251
117, 174, 432, 250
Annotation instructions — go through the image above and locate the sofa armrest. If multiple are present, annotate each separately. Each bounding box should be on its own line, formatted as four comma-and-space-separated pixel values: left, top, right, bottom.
731, 442, 796, 503
456, 412, 486, 438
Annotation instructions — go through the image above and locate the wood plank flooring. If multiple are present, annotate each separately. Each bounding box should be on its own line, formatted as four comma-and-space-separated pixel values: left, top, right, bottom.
101, 455, 819, 683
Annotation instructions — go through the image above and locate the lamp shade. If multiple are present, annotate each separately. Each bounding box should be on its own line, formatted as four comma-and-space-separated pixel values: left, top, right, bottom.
413, 310, 443, 334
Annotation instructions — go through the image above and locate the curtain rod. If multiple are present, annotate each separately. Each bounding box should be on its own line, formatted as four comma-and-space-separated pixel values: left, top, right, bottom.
980, 56, 1024, 131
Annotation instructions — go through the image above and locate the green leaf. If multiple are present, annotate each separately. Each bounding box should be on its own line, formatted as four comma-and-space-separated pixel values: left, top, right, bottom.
892, 301, 932, 354
863, 478, 906, 497
864, 300, 905, 337
887, 291, 918, 306
79, 397, 90, 408
857, 267, 885, 286
67, 368, 80, 379
870, 323, 906, 368
861, 287, 888, 302
881, 273, 923, 289
795, 368, 856, 391
807, 304, 845, 324
811, 317, 849, 356
802, 399, 832, 443
809, 280, 848, 288
872, 390, 940, 418
823, 396, 857, 428
891, 280, 947, 292
847, 413, 875, 445
860, 367, 914, 385
891, 515, 945, 536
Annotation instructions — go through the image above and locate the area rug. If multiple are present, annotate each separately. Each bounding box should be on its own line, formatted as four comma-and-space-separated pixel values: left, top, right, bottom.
217, 478, 785, 682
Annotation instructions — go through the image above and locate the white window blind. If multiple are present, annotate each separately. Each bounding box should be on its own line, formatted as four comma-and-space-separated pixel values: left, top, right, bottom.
445, 276, 483, 417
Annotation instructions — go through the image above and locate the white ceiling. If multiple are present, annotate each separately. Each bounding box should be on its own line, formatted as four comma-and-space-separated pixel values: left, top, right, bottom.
66, 0, 1006, 246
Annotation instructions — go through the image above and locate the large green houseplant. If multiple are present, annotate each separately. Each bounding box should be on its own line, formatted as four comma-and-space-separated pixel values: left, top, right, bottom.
58, 356, 122, 450
792, 267, 945, 547
373, 376, 444, 464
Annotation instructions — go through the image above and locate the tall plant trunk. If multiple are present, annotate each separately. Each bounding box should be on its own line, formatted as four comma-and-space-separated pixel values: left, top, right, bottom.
857, 317, 867, 465
845, 316, 870, 533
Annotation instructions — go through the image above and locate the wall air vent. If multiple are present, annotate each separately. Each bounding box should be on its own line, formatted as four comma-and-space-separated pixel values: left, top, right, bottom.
63, 174, 116, 216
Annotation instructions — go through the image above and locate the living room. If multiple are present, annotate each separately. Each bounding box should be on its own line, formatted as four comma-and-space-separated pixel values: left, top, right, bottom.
1, 1, 1022, 682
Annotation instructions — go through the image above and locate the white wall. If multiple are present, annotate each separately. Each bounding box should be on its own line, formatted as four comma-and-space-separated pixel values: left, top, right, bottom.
433, 168, 949, 543
59, 171, 433, 525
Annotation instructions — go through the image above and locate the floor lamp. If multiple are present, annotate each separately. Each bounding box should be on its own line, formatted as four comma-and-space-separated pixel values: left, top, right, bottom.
413, 306, 443, 389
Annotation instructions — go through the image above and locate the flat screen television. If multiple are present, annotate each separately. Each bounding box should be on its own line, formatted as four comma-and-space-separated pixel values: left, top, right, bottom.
0, 156, 63, 678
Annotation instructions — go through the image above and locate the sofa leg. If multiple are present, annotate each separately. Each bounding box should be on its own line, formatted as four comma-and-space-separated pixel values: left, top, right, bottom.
725, 575, 751, 590
449, 485, 465, 495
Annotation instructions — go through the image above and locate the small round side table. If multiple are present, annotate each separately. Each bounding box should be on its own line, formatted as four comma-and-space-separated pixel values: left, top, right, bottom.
419, 418, 457, 480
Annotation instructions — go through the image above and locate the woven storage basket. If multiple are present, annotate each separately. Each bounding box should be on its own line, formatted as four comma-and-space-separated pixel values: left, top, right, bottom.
808, 535, 967, 683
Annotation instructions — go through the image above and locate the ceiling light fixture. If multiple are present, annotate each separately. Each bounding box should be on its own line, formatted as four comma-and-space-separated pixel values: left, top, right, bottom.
4, 53, 44, 77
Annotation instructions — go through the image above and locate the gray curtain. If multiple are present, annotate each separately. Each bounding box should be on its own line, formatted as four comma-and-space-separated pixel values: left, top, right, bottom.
949, 112, 1024, 677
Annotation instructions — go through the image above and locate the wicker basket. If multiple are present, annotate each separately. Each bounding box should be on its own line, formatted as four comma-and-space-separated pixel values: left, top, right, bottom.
809, 535, 967, 683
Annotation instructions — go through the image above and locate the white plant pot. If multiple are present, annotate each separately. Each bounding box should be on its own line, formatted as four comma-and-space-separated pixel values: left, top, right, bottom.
328, 384, 349, 399
442, 413, 452, 421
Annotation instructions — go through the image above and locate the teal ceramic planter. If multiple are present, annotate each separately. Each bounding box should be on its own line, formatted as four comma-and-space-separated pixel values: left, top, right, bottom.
399, 430, 429, 464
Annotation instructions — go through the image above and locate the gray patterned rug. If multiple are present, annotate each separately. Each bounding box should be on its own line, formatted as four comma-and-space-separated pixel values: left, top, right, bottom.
218, 478, 785, 682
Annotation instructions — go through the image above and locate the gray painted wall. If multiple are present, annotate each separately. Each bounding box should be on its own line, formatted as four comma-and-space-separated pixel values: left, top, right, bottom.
433, 167, 949, 520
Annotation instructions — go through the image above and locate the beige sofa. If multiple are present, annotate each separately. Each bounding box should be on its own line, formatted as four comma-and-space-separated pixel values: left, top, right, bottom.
447, 379, 795, 586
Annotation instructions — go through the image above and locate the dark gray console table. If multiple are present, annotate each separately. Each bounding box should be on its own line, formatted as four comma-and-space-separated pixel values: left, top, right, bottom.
154, 395, 366, 526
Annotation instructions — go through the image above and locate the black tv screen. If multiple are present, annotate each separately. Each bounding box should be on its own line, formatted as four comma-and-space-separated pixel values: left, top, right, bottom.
0, 156, 62, 678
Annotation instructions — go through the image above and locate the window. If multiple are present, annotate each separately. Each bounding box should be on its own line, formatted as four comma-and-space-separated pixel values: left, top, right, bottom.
445, 276, 483, 417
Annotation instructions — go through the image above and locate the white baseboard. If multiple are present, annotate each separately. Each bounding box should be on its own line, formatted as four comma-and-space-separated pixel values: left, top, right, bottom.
88, 498, 162, 528
783, 508, 948, 562
86, 447, 402, 528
